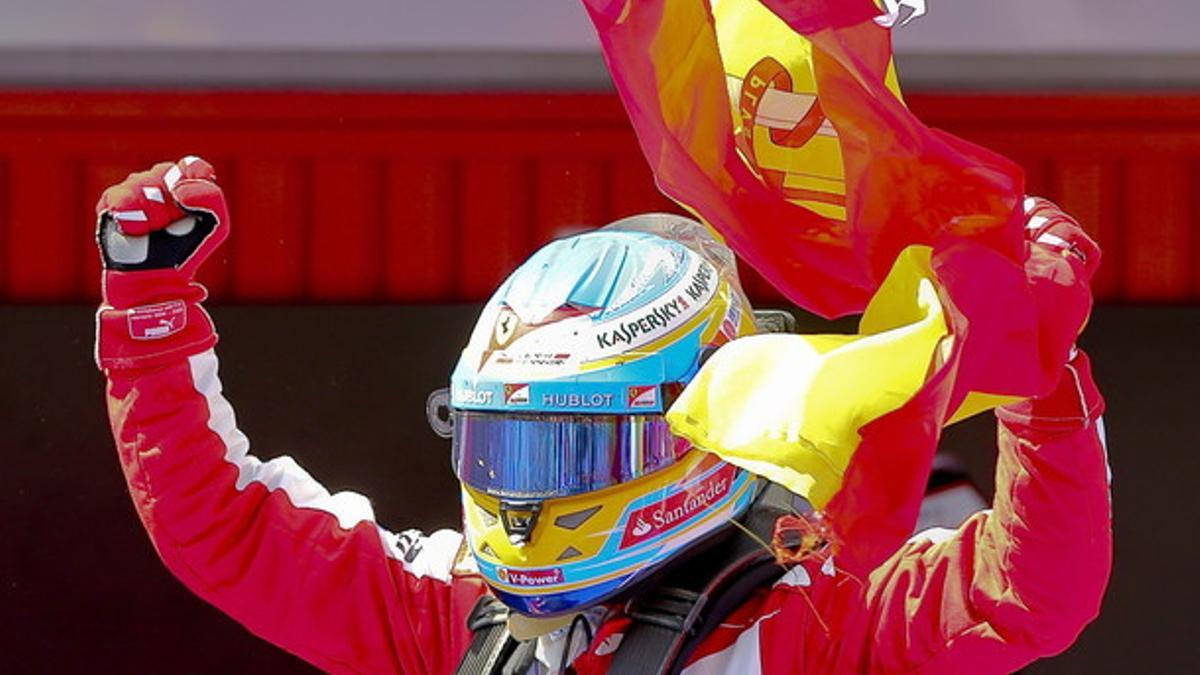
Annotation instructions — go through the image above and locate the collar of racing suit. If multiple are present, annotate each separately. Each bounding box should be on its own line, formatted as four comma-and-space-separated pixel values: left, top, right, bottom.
529, 606, 607, 674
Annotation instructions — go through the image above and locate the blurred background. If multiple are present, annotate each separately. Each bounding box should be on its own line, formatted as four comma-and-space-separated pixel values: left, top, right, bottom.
1, 1, 1197, 672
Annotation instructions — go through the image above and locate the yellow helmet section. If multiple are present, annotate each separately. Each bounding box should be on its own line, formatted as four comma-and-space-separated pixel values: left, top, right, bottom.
464, 449, 723, 574
462, 450, 759, 608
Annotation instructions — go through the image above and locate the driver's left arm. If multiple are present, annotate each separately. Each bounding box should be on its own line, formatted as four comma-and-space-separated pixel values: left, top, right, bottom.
862, 351, 1112, 673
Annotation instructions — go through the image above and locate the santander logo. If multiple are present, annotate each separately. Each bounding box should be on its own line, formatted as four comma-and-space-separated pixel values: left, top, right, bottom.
631, 516, 652, 537
619, 463, 736, 549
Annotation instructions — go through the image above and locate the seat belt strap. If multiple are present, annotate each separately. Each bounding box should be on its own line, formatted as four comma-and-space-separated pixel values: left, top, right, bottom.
606, 482, 800, 675
456, 595, 517, 675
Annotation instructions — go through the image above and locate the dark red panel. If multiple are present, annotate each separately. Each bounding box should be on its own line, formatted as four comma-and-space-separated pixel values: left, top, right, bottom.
533, 158, 608, 245
1194, 165, 1200, 298
0, 91, 1197, 304
1013, 155, 1052, 199
608, 154, 677, 221
1122, 160, 1192, 301
459, 158, 533, 299
307, 160, 385, 300
5, 157, 79, 300
0, 159, 8, 299
383, 160, 457, 302
228, 159, 308, 301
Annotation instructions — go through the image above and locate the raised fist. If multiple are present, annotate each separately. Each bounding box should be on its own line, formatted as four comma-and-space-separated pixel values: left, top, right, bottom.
96, 156, 228, 277
1012, 196, 1103, 408
95, 157, 229, 370
1023, 196, 1100, 283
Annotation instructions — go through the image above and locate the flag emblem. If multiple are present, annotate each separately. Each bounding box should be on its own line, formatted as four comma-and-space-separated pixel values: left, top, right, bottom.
504, 383, 530, 405
627, 385, 658, 409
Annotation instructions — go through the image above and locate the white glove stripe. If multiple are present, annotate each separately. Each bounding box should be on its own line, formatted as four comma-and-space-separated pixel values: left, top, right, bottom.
1036, 232, 1071, 249
163, 165, 182, 190
112, 209, 148, 222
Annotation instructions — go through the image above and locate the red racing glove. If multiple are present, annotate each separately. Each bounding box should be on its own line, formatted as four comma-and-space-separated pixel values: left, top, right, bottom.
95, 156, 229, 370
1001, 197, 1104, 427
1022, 196, 1101, 388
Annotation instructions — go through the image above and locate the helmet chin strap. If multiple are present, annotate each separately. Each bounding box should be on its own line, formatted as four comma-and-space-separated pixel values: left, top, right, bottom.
506, 611, 579, 641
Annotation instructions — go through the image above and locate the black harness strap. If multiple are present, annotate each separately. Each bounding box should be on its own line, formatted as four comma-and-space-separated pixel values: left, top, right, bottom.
456, 595, 516, 675
606, 482, 798, 675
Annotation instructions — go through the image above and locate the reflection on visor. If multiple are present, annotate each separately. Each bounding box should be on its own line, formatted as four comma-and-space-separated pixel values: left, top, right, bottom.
452, 411, 690, 499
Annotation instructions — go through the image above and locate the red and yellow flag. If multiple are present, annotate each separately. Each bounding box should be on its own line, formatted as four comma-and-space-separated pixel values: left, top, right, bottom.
584, 0, 1087, 573
583, 0, 1026, 314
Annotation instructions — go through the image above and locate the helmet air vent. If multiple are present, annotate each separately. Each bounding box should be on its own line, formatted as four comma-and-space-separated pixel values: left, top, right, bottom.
553, 505, 602, 530
556, 546, 584, 562
477, 505, 499, 528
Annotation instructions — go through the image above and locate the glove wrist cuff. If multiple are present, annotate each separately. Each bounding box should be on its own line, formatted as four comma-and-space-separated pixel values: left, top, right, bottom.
96, 292, 217, 371
102, 269, 206, 309
996, 350, 1104, 434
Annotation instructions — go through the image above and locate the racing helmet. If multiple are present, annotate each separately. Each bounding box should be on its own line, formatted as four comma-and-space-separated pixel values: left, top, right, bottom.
446, 214, 760, 617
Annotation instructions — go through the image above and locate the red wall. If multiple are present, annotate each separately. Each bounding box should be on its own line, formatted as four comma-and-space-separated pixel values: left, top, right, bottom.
0, 91, 1196, 304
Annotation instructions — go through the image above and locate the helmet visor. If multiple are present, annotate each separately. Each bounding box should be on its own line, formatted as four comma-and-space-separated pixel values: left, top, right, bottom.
451, 411, 690, 499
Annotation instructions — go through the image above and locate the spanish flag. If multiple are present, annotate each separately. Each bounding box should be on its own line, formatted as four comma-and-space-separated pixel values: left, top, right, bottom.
583, 0, 1088, 573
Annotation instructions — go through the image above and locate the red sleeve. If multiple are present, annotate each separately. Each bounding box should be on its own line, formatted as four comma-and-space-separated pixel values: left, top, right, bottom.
863, 354, 1112, 673
106, 349, 485, 675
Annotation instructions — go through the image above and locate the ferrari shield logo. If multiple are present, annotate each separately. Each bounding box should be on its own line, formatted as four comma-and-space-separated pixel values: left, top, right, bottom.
494, 307, 519, 347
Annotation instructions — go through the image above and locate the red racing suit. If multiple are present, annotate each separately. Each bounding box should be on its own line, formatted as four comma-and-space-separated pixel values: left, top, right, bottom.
103, 340, 1111, 674
97, 157, 1111, 674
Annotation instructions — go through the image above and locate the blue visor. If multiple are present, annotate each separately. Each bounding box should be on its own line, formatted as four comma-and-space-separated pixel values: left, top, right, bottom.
451, 411, 690, 499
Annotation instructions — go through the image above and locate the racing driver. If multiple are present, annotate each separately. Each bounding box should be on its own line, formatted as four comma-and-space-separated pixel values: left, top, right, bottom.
96, 157, 1111, 674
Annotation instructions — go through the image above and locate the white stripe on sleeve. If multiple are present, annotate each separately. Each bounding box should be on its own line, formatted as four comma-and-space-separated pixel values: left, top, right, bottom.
187, 350, 462, 582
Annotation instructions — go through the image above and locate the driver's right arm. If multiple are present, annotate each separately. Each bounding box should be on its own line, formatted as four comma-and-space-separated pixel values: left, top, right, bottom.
97, 158, 485, 675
